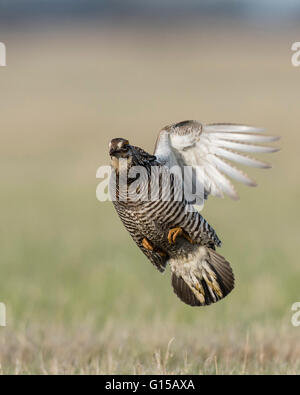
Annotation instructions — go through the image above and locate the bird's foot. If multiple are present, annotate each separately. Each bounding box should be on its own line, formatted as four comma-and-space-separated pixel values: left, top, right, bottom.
142, 237, 167, 257
182, 232, 195, 244
142, 237, 154, 251
168, 227, 195, 245
168, 227, 183, 244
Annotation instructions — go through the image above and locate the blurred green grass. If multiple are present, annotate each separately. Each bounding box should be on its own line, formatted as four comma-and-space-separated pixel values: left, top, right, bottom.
0, 25, 299, 373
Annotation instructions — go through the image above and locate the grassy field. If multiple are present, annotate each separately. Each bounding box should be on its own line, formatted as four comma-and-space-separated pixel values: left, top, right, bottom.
0, 23, 299, 374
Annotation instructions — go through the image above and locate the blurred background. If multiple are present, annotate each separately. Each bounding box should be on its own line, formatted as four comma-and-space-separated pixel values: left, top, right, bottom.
0, 0, 299, 374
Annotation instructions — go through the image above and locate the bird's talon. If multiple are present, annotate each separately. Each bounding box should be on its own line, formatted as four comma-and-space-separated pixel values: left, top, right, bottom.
168, 227, 183, 244
142, 237, 154, 251
168, 227, 195, 245
142, 237, 167, 257
183, 232, 195, 244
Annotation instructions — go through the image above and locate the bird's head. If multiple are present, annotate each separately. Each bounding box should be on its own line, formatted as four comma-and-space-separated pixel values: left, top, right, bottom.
109, 137, 157, 173
109, 138, 133, 172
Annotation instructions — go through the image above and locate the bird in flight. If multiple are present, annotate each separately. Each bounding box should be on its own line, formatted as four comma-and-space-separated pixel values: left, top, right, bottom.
108, 121, 279, 306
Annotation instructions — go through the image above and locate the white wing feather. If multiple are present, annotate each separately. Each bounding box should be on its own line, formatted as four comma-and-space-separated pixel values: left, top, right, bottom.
154, 121, 279, 204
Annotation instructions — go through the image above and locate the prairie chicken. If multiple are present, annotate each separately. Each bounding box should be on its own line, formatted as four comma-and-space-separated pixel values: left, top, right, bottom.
108, 121, 279, 306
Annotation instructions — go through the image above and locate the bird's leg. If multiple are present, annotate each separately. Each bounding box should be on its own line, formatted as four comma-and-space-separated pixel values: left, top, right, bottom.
142, 237, 167, 257
182, 232, 195, 244
168, 227, 183, 244
142, 237, 154, 251
168, 227, 195, 245
156, 249, 167, 257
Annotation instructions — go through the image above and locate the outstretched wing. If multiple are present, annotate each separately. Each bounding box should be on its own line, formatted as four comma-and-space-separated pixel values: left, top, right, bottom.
154, 120, 279, 204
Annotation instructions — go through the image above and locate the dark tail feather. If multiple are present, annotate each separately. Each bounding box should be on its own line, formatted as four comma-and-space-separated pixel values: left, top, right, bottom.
171, 247, 235, 307
171, 273, 201, 307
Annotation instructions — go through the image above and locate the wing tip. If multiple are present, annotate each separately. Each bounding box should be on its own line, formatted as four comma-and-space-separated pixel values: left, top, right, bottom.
262, 163, 272, 169
268, 147, 280, 153
272, 136, 281, 142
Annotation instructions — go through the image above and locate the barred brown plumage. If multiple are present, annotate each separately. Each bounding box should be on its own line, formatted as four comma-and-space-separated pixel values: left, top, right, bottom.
108, 121, 279, 306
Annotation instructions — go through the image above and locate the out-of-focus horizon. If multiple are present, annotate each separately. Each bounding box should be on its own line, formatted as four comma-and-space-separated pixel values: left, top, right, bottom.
1, 0, 300, 28
0, 0, 299, 374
